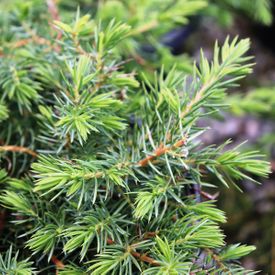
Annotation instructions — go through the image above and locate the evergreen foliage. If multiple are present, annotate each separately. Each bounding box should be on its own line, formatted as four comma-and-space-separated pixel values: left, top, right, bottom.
0, 0, 271, 274
210, 0, 272, 26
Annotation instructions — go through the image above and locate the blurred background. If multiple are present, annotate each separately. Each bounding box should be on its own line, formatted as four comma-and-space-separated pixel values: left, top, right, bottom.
1, 0, 275, 273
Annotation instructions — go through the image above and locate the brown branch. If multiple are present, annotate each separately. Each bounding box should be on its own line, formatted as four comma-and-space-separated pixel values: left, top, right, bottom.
131, 20, 158, 35
47, 0, 60, 21
138, 135, 188, 167
1, 22, 58, 55
5, 35, 58, 55
132, 53, 147, 66
51, 256, 64, 275
107, 238, 115, 245
107, 237, 159, 266
46, 0, 62, 40
143, 231, 158, 239
131, 251, 160, 266
0, 210, 6, 234
72, 33, 90, 56
200, 191, 219, 200
205, 249, 230, 274
272, 218, 275, 275
0, 145, 37, 157
180, 81, 213, 120
12, 37, 52, 49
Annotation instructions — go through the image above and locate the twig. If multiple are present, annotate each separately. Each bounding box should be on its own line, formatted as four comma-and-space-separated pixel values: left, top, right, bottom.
138, 135, 188, 167
131, 251, 160, 266
0, 145, 37, 157
0, 210, 6, 234
46, 0, 62, 40
180, 81, 213, 119
143, 231, 158, 239
106, 237, 159, 266
47, 0, 60, 21
200, 191, 219, 200
193, 184, 201, 202
205, 248, 231, 274
272, 218, 275, 275
51, 256, 64, 275
107, 238, 115, 245
12, 37, 52, 49
1, 22, 58, 55
116, 185, 135, 210
130, 20, 158, 35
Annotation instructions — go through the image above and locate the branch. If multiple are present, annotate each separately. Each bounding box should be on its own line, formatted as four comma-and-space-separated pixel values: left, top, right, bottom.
143, 231, 158, 239
12, 37, 52, 49
46, 0, 62, 40
106, 238, 159, 266
0, 210, 6, 234
0, 145, 38, 157
180, 82, 212, 120
130, 20, 158, 35
51, 256, 65, 275
138, 135, 188, 167
2, 22, 59, 54
107, 238, 115, 245
272, 219, 275, 275
47, 0, 60, 21
205, 249, 230, 274
131, 251, 160, 266
200, 191, 219, 200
